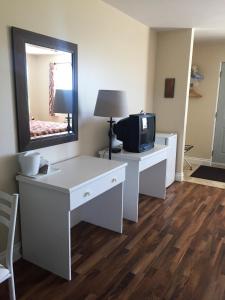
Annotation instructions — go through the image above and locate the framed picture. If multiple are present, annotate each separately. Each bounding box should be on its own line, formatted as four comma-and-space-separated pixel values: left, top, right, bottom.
164, 78, 175, 98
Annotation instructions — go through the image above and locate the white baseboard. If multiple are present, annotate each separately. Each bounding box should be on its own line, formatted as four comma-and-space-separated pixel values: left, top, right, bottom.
175, 172, 184, 182
0, 242, 21, 264
184, 155, 212, 167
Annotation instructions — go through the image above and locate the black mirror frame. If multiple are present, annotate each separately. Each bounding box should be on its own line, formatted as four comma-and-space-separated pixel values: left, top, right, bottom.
11, 27, 78, 152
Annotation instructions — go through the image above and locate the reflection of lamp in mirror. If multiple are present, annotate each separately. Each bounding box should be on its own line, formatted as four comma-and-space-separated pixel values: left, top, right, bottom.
54, 89, 73, 132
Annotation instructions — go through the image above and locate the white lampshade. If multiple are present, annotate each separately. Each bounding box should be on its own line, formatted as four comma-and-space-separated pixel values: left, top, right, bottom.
54, 89, 73, 114
94, 90, 128, 118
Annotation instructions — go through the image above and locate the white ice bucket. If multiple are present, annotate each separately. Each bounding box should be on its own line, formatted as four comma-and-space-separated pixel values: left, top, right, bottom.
18, 152, 41, 176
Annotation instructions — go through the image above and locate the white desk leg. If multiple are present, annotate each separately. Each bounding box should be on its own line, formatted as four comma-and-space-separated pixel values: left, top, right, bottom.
139, 159, 166, 199
79, 183, 123, 233
20, 184, 71, 280
123, 161, 139, 222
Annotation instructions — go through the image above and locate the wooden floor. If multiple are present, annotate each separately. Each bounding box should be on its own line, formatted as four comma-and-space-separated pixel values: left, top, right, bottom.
1, 181, 225, 300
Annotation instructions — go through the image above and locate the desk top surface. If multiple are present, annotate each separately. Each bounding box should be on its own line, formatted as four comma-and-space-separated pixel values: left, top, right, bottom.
100, 144, 168, 161
16, 155, 127, 193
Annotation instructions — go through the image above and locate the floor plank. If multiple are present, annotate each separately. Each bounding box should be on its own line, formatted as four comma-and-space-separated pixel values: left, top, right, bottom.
1, 181, 225, 299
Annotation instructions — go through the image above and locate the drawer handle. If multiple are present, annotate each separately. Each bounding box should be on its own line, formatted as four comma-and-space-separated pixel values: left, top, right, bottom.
112, 178, 117, 183
83, 192, 91, 197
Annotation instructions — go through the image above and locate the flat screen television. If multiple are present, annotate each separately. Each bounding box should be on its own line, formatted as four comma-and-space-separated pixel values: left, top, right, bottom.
113, 113, 156, 153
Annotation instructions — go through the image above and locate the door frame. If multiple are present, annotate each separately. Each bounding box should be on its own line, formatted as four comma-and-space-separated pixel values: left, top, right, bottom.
212, 62, 225, 163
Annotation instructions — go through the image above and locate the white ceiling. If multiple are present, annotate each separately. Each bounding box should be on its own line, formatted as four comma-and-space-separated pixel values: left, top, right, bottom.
103, 0, 225, 41
25, 44, 68, 55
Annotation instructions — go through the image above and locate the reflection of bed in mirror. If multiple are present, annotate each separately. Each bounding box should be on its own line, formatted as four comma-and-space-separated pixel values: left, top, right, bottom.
30, 120, 67, 138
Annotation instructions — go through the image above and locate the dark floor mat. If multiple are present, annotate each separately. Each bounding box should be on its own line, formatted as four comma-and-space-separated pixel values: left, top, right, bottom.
191, 165, 225, 183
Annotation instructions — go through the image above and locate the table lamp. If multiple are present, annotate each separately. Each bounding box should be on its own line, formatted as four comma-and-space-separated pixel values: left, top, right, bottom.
94, 90, 128, 160
54, 89, 73, 132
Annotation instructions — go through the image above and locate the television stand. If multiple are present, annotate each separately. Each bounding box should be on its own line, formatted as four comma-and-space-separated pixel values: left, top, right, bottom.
99, 144, 168, 222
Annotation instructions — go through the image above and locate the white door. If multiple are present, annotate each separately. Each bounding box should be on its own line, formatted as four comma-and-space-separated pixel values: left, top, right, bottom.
212, 63, 225, 163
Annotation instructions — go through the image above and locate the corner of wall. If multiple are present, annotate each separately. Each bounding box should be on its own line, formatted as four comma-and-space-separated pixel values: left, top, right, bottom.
175, 171, 184, 182
145, 28, 158, 113
152, 28, 195, 175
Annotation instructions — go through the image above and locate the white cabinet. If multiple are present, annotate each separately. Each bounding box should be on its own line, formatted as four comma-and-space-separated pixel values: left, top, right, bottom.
155, 133, 177, 187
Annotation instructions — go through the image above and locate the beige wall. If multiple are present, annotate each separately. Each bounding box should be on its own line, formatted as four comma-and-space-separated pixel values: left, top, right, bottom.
27, 54, 51, 121
0, 0, 156, 251
146, 29, 157, 112
153, 29, 194, 174
186, 41, 225, 159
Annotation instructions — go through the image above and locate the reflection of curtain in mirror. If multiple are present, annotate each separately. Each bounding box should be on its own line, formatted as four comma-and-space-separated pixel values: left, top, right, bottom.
49, 63, 55, 116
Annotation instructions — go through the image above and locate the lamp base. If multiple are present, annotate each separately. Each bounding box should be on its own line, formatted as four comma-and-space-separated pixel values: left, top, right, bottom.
66, 113, 72, 133
112, 147, 121, 153
107, 117, 115, 160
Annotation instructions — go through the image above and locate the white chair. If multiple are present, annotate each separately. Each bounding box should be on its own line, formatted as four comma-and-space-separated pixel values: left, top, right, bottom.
0, 192, 18, 300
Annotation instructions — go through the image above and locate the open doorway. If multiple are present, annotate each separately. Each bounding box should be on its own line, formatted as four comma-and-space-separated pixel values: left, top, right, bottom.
184, 29, 225, 187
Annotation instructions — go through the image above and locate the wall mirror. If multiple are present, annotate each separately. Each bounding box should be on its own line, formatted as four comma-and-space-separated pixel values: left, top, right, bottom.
11, 27, 78, 152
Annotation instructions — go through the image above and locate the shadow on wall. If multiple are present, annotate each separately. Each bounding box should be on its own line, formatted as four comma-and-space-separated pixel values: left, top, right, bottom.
0, 154, 21, 254
0, 217, 21, 255
79, 116, 108, 156
0, 155, 19, 193
0, 225, 8, 255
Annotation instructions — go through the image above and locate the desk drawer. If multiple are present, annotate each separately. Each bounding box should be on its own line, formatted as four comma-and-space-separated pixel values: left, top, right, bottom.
139, 150, 167, 172
70, 168, 125, 210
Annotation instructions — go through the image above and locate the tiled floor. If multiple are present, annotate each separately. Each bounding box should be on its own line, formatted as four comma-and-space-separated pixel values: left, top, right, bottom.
183, 163, 225, 189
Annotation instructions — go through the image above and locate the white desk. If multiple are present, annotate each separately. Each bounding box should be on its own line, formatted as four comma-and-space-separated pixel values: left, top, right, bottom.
16, 156, 127, 280
99, 144, 168, 222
